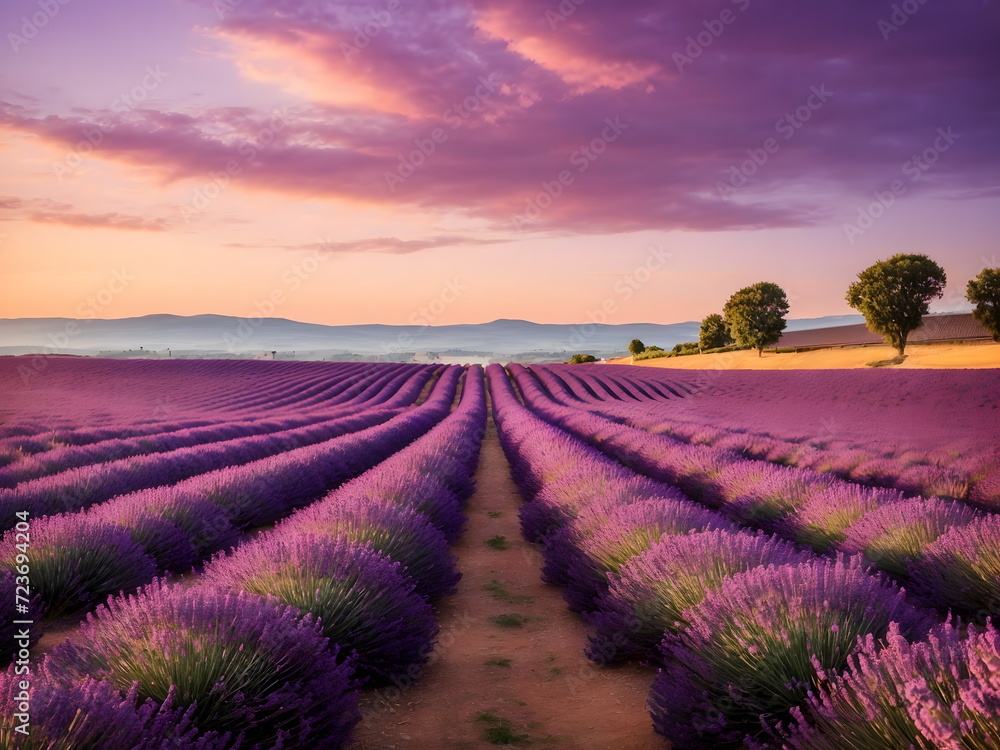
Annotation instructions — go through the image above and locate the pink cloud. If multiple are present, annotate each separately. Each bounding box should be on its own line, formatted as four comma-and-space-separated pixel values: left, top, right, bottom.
2, 0, 996, 237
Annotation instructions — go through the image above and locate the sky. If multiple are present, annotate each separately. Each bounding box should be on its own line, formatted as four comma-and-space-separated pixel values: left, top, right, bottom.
1, 0, 998, 326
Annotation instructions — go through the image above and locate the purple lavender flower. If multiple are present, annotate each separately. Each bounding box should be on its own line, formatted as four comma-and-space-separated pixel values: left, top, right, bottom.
1, 570, 41, 663
45, 580, 361, 748
969, 468, 1000, 511
1, 668, 234, 749
910, 514, 1000, 616
350, 471, 466, 542
896, 464, 970, 500
204, 534, 438, 685
724, 467, 833, 531
839, 497, 980, 580
283, 495, 461, 601
779, 484, 904, 552
649, 557, 933, 748
89, 486, 240, 559
586, 529, 813, 664
785, 620, 1000, 750
1, 515, 157, 618
558, 498, 733, 612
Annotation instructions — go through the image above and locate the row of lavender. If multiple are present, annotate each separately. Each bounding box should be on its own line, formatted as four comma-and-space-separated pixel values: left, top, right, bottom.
540, 364, 1000, 506
1, 366, 485, 748
0, 365, 458, 664
0, 362, 422, 487
0, 366, 438, 529
0, 359, 418, 454
488, 364, 1000, 748
510, 364, 1000, 623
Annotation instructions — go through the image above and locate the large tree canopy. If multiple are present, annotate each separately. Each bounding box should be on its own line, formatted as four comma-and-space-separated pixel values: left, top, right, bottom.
722, 282, 790, 356
846, 253, 946, 355
967, 267, 1000, 342
699, 314, 733, 352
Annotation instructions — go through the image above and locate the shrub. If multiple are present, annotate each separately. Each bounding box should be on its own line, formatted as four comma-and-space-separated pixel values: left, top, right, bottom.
585, 529, 811, 664
648, 557, 932, 748
350, 472, 466, 541
45, 581, 360, 748
1, 516, 156, 618
204, 535, 438, 685
567, 354, 598, 364
282, 495, 460, 601
0, 570, 42, 662
779, 484, 904, 552
558, 497, 732, 612
839, 497, 980, 580
88, 488, 239, 559
910, 514, 1000, 617
724, 468, 834, 531
785, 620, 1000, 750
0, 670, 231, 749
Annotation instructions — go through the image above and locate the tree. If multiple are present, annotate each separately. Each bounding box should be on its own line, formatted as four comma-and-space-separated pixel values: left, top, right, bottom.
699, 313, 733, 351
723, 282, 790, 357
567, 353, 598, 364
628, 339, 646, 356
845, 253, 947, 356
967, 267, 1000, 342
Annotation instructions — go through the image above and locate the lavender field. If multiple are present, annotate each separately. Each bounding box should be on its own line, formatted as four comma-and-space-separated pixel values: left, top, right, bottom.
2, 357, 1000, 748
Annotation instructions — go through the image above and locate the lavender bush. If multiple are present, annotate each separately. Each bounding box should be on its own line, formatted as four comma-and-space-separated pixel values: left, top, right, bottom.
649, 557, 933, 748
45, 581, 360, 748
204, 534, 438, 684
558, 498, 732, 612
586, 529, 812, 664
0, 669, 232, 749
785, 620, 1000, 750
779, 485, 904, 553
839, 497, 980, 580
284, 495, 460, 601
910, 515, 1000, 617
1, 515, 156, 617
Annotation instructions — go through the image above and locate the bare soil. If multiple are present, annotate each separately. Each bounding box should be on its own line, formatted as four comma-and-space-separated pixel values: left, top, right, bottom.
347, 417, 664, 750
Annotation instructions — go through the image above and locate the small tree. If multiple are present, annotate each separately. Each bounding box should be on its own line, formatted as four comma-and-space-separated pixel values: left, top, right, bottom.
967, 267, 1000, 342
699, 313, 733, 352
568, 353, 598, 364
723, 282, 790, 357
628, 339, 646, 356
846, 253, 947, 356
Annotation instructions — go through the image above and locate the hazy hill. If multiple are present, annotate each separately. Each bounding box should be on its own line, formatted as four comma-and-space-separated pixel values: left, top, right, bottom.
0, 313, 867, 360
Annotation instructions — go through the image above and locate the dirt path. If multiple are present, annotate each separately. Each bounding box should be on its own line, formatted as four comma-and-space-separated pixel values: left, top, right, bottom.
348, 414, 664, 750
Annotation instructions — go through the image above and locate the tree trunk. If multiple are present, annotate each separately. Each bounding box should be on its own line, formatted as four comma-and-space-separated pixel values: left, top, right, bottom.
757, 347, 763, 358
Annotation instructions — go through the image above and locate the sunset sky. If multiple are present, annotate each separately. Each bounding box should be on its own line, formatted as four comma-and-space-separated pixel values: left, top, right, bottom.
1, 0, 998, 326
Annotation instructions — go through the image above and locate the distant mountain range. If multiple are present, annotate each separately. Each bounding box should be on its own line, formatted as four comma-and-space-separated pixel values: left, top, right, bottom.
0, 313, 868, 361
